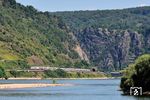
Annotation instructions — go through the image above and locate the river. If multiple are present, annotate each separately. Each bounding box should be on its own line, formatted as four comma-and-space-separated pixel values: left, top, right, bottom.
0, 79, 149, 100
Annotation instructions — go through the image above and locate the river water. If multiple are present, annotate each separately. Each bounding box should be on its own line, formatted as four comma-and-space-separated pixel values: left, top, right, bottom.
0, 79, 149, 100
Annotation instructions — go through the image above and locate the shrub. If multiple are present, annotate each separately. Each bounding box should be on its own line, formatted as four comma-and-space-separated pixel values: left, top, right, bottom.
120, 54, 150, 94
0, 66, 7, 79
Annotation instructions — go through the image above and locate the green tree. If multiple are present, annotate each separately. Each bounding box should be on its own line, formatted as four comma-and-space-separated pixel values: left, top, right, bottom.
74, 60, 89, 68
0, 66, 7, 79
44, 70, 58, 78
120, 54, 150, 94
54, 69, 68, 78
10, 70, 18, 78
18, 60, 30, 69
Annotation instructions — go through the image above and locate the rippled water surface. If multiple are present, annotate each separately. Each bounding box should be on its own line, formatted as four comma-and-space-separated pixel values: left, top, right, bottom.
0, 79, 149, 100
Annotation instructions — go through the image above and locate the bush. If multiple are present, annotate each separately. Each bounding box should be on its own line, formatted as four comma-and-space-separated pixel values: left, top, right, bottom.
44, 69, 68, 78
0, 66, 7, 79
44, 70, 58, 78
74, 60, 90, 68
10, 70, 18, 78
120, 54, 150, 94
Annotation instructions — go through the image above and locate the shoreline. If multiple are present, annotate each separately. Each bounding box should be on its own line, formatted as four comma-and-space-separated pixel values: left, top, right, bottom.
0, 77, 119, 90
0, 77, 117, 80
0, 83, 72, 89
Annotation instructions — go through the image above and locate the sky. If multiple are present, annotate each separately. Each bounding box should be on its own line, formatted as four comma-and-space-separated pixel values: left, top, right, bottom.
16, 0, 150, 12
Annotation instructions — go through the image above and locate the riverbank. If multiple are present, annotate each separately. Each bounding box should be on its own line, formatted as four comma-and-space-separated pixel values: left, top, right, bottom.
0, 83, 72, 89
0, 77, 112, 80
0, 77, 117, 90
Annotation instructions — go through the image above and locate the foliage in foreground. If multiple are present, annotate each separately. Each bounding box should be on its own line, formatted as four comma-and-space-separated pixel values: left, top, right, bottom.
120, 54, 150, 94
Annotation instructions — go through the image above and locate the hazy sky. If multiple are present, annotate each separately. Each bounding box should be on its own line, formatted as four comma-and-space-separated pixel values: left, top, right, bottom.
16, 0, 150, 12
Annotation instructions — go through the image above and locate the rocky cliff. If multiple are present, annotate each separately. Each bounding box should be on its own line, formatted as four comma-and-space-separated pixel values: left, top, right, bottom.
76, 27, 144, 71
54, 7, 150, 71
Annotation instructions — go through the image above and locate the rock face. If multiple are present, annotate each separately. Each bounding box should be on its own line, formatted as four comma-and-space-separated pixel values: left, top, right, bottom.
27, 55, 44, 65
74, 44, 89, 62
53, 6, 150, 71
76, 27, 144, 71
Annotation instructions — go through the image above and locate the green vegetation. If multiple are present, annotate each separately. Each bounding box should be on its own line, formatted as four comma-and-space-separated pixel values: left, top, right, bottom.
2, 69, 105, 78
8, 71, 43, 78
44, 69, 68, 78
1, 0, 150, 72
10, 70, 19, 78
120, 54, 150, 95
54, 7, 150, 32
0, 60, 29, 70
44, 69, 105, 78
74, 60, 90, 69
0, 66, 7, 79
0, 0, 83, 70
53, 7, 150, 71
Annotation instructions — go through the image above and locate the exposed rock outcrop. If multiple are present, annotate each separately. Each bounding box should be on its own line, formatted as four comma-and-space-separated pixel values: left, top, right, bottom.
76, 27, 145, 71
74, 44, 89, 62
27, 55, 44, 65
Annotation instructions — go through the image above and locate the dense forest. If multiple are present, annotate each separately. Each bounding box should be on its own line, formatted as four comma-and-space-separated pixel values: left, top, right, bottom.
0, 0, 150, 72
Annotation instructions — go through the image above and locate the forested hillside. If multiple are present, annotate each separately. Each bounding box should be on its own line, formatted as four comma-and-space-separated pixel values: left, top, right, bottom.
0, 0, 89, 70
1, 0, 150, 71
54, 7, 150, 71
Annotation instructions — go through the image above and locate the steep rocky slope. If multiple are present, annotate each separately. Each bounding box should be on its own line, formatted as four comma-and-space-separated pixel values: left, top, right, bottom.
77, 28, 144, 71
54, 7, 150, 71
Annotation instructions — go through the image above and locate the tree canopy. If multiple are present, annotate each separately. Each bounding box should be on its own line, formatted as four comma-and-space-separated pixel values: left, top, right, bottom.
120, 54, 150, 95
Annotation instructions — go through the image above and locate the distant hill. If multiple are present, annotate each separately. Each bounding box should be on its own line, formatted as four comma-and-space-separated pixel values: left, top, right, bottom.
53, 6, 150, 71
0, 0, 150, 71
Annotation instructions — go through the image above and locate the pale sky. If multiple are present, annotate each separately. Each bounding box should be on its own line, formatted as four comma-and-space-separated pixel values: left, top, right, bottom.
16, 0, 150, 12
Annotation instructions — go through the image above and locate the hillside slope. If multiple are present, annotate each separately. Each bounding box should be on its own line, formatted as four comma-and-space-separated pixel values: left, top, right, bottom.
1, 0, 150, 71
54, 7, 150, 71
0, 0, 90, 70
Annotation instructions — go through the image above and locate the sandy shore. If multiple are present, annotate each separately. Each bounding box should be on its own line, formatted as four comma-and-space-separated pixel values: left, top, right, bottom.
0, 77, 116, 89
0, 83, 72, 89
